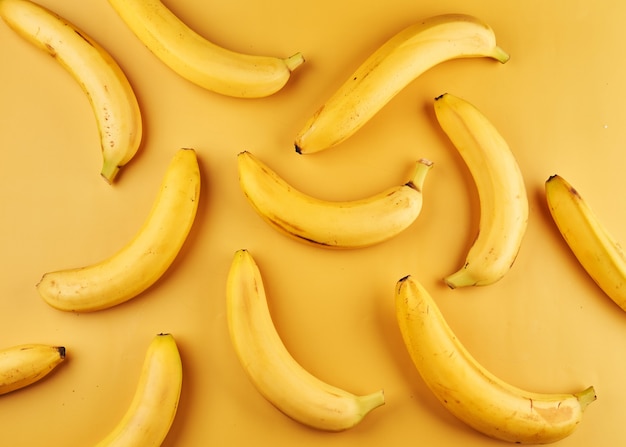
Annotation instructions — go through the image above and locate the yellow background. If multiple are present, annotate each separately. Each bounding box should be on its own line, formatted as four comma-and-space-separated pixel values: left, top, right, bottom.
1, 0, 625, 445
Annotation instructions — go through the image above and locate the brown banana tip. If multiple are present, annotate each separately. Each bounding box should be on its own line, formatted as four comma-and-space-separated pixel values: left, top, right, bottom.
399, 275, 411, 283
434, 93, 446, 101
57, 346, 66, 359
294, 144, 302, 154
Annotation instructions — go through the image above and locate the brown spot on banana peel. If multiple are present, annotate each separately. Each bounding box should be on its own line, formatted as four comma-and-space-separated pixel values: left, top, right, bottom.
569, 185, 581, 198
398, 275, 411, 283
532, 403, 574, 425
267, 214, 334, 247
73, 29, 92, 46
292, 233, 334, 247
44, 43, 57, 56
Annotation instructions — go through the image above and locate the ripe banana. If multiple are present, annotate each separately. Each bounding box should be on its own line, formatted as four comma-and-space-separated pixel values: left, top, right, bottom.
395, 275, 596, 444
0, 0, 143, 183
226, 249, 385, 431
36, 148, 201, 312
238, 151, 433, 248
0, 344, 65, 395
106, 0, 304, 98
95, 333, 182, 447
546, 174, 626, 311
434, 93, 528, 288
294, 13, 509, 154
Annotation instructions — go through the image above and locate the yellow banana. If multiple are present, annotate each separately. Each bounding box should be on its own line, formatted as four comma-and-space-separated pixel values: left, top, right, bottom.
434, 93, 528, 288
395, 275, 596, 444
0, 344, 65, 395
294, 13, 509, 154
106, 0, 304, 98
238, 151, 432, 248
0, 0, 142, 183
226, 249, 385, 431
546, 174, 626, 311
36, 148, 201, 312
95, 333, 182, 447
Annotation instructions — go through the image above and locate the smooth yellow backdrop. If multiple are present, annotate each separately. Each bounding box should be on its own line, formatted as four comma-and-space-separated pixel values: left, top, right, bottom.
1, 0, 625, 445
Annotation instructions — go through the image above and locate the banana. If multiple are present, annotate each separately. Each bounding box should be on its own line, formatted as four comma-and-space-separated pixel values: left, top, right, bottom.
238, 151, 433, 248
106, 0, 304, 98
434, 93, 528, 288
294, 13, 509, 154
0, 344, 65, 395
395, 275, 596, 444
546, 174, 626, 311
36, 148, 201, 312
226, 249, 385, 431
0, 0, 142, 183
95, 333, 182, 447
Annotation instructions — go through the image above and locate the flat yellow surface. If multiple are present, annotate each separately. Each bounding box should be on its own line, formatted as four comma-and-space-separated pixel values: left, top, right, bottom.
1, 0, 625, 445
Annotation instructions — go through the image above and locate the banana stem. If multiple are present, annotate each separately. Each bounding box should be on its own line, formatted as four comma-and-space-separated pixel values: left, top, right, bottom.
357, 390, 386, 416
407, 158, 433, 192
575, 386, 597, 412
491, 46, 510, 64
284, 52, 305, 72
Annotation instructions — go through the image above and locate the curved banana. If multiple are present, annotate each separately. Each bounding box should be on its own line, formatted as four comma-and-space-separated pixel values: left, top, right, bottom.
546, 174, 626, 311
0, 344, 65, 395
0, 0, 142, 183
294, 13, 509, 154
226, 249, 385, 431
395, 275, 596, 444
238, 151, 432, 248
37, 148, 201, 312
95, 333, 182, 447
434, 93, 528, 288
106, 0, 304, 98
